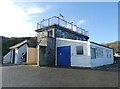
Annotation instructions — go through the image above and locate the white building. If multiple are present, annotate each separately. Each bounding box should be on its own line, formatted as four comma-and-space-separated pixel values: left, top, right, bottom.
35, 16, 114, 67
3, 38, 37, 65
56, 38, 113, 67
3, 40, 28, 64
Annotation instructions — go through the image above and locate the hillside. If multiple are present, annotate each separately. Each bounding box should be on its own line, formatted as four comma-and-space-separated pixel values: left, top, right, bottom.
103, 41, 120, 53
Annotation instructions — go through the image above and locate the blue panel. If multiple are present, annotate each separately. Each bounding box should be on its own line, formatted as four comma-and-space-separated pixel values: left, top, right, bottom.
57, 46, 70, 67
56, 29, 62, 33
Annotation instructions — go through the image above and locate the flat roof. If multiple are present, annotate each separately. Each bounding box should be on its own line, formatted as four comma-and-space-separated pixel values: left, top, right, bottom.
90, 41, 113, 49
56, 38, 113, 50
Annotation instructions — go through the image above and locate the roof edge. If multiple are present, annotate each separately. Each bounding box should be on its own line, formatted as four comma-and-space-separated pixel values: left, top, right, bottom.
90, 41, 113, 49
9, 40, 27, 49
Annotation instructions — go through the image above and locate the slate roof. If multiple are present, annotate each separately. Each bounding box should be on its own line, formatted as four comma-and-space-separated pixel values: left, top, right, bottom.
27, 37, 37, 48
9, 40, 27, 49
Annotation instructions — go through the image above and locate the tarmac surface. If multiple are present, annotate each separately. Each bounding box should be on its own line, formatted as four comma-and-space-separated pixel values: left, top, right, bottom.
1, 63, 119, 87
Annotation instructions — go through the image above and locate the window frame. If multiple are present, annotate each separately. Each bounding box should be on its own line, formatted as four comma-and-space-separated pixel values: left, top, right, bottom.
76, 45, 84, 55
106, 49, 111, 58
90, 47, 96, 59
48, 30, 53, 37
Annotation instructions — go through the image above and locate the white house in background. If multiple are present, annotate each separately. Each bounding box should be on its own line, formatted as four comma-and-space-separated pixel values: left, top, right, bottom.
3, 38, 37, 65
3, 51, 13, 64
3, 40, 28, 64
56, 38, 114, 67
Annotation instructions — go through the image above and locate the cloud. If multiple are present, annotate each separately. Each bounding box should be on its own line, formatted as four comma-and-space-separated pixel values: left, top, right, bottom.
0, 0, 34, 37
25, 6, 51, 15
77, 19, 86, 26
0, 0, 51, 37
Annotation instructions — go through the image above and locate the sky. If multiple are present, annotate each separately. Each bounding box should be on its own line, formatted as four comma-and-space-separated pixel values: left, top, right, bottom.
0, 0, 118, 43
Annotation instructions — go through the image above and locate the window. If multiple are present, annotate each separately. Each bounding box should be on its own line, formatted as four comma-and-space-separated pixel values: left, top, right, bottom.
56, 29, 62, 33
76, 46, 84, 55
95, 47, 103, 58
82, 38, 87, 41
48, 30, 53, 37
56, 29, 63, 38
106, 49, 111, 58
91, 47, 96, 59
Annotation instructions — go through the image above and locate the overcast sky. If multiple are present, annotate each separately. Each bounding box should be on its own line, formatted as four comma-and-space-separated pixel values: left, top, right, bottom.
0, 0, 118, 43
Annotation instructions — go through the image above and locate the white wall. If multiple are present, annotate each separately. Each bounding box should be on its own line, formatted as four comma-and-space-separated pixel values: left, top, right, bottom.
90, 43, 114, 67
15, 44, 27, 64
56, 38, 91, 67
56, 38, 114, 68
37, 45, 40, 66
3, 44, 28, 64
3, 50, 13, 63
14, 49, 18, 64
0, 36, 2, 64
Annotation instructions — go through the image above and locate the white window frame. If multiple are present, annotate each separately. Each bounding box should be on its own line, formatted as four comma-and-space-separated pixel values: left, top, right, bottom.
76, 45, 84, 55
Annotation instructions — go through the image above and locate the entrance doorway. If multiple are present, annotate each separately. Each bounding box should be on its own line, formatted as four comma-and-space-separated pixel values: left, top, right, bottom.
39, 46, 47, 66
57, 46, 71, 67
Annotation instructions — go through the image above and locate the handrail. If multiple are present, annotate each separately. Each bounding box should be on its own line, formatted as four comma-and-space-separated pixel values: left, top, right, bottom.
37, 16, 89, 37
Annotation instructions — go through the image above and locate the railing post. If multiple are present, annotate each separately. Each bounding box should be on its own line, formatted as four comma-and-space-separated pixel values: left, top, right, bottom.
71, 24, 73, 31
81, 29, 83, 34
86, 31, 89, 36
58, 17, 60, 25
37, 23, 38, 29
65, 21, 67, 28
48, 19, 50, 26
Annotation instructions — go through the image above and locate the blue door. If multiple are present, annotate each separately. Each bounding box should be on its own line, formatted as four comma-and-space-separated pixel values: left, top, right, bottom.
57, 46, 71, 67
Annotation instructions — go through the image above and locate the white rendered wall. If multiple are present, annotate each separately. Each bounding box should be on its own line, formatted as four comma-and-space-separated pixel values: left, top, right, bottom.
15, 44, 27, 64
3, 50, 13, 63
56, 38, 91, 67
56, 38, 114, 67
14, 49, 18, 64
90, 43, 114, 67
37, 45, 40, 66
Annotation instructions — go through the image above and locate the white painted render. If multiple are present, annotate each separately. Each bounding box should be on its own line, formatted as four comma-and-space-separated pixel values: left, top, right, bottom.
37, 45, 40, 66
90, 43, 114, 67
56, 38, 114, 67
14, 49, 18, 64
3, 50, 13, 63
4, 44, 28, 64
15, 44, 27, 64
56, 38, 91, 67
